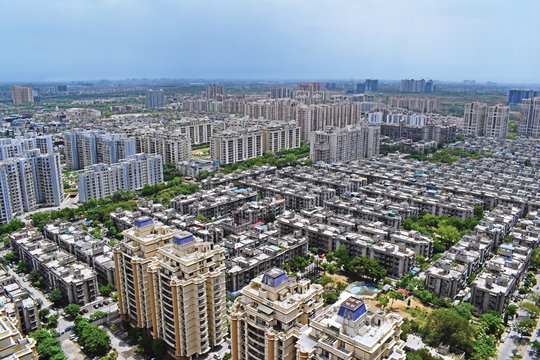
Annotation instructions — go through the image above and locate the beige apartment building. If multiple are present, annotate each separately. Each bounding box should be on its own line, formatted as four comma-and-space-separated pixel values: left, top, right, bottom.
296, 293, 406, 360
0, 307, 38, 360
230, 268, 324, 360
114, 217, 227, 360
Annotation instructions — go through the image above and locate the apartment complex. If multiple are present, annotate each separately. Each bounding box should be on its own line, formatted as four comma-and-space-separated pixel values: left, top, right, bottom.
11, 85, 34, 105
519, 97, 540, 137
210, 128, 263, 165
10, 229, 98, 305
309, 124, 380, 163
64, 129, 136, 170
296, 294, 405, 360
0, 149, 63, 224
388, 96, 441, 113
135, 132, 192, 164
114, 218, 227, 359
175, 118, 214, 145
231, 268, 323, 360
146, 89, 165, 108
78, 153, 163, 202
463, 102, 509, 137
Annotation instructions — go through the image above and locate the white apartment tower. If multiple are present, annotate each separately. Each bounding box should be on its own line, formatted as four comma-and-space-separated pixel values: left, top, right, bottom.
519, 97, 540, 137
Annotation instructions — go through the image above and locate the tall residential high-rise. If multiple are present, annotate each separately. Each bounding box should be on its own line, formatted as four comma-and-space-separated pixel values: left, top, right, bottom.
270, 87, 293, 99
63, 130, 136, 170
230, 268, 324, 360
78, 153, 163, 202
206, 84, 227, 100
400, 79, 434, 93
365, 79, 379, 92
114, 218, 227, 360
146, 89, 165, 108
11, 85, 34, 105
463, 102, 487, 136
135, 132, 192, 164
211, 128, 263, 165
519, 97, 540, 137
295, 294, 406, 360
310, 123, 380, 163
356, 82, 366, 94
484, 104, 510, 138
0, 150, 63, 224
508, 89, 539, 105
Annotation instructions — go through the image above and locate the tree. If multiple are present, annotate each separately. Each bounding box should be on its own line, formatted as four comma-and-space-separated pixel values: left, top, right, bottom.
39, 308, 50, 321
378, 296, 389, 311
521, 302, 540, 318
454, 303, 473, 320
426, 308, 473, 352
99, 283, 115, 297
505, 304, 518, 319
515, 318, 536, 339
49, 289, 63, 306
532, 340, 540, 358
335, 245, 350, 269
64, 304, 81, 318
3, 252, 15, 263
479, 312, 504, 337
48, 314, 59, 328
152, 338, 166, 357
195, 214, 206, 222
80, 325, 111, 356
263, 213, 276, 224
389, 291, 404, 308
323, 293, 338, 306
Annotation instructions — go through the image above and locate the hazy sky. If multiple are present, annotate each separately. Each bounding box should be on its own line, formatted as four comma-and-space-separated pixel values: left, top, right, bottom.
1, 0, 539, 83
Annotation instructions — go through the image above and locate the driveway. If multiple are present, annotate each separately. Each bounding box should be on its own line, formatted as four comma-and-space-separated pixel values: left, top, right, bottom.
61, 339, 85, 360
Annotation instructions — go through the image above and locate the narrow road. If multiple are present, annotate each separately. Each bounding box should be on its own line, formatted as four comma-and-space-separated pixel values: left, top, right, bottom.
6, 265, 52, 308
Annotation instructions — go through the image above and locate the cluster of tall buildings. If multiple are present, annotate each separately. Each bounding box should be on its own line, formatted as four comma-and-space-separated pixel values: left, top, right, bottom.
399, 79, 435, 93
78, 153, 164, 202
64, 129, 136, 170
388, 96, 441, 113
206, 84, 227, 100
309, 123, 380, 163
462, 102, 510, 138
507, 89, 539, 105
11, 85, 34, 105
135, 131, 192, 164
146, 89, 165, 109
0, 136, 63, 224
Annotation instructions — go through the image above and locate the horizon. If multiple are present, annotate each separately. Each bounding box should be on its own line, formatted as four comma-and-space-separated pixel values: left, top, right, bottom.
1, 0, 540, 83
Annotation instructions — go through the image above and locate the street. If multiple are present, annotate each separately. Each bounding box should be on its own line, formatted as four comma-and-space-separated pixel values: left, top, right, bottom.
6, 265, 52, 308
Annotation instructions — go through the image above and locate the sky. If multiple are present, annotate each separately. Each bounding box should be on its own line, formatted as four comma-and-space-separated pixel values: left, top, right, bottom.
1, 0, 539, 83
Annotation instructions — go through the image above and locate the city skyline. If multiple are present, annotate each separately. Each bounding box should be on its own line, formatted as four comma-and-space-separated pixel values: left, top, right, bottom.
1, 0, 540, 83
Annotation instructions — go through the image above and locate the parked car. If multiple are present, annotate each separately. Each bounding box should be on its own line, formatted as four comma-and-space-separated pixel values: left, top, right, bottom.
83, 309, 89, 313
65, 325, 73, 331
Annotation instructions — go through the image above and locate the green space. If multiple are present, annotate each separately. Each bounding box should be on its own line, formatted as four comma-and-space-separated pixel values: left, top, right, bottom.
402, 206, 485, 255
406, 147, 492, 164
221, 144, 311, 174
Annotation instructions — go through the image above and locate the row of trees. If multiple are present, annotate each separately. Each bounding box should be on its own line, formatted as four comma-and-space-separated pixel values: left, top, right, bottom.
402, 207, 484, 254
30, 330, 65, 360
327, 245, 387, 282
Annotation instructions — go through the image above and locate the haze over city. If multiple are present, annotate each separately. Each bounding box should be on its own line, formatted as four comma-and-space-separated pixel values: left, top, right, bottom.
1, 0, 540, 83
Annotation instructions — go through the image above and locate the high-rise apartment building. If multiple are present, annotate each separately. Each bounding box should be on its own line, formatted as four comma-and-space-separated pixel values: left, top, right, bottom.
78, 153, 163, 202
400, 79, 434, 93
463, 102, 487, 136
484, 104, 510, 138
114, 218, 227, 360
135, 132, 192, 164
463, 102, 509, 138
64, 130, 136, 170
230, 268, 324, 360
519, 97, 540, 137
296, 294, 406, 360
0, 150, 63, 224
356, 82, 366, 94
310, 123, 380, 163
146, 89, 165, 109
270, 87, 293, 99
11, 85, 34, 105
508, 89, 539, 105
297, 82, 323, 93
365, 79, 379, 92
263, 123, 301, 154
206, 84, 227, 100
175, 119, 214, 145
0, 307, 38, 359
211, 128, 263, 165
